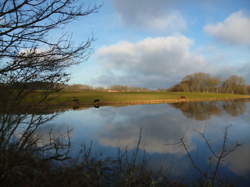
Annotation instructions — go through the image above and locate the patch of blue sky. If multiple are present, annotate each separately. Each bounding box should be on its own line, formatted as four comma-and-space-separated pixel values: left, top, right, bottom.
48, 0, 250, 86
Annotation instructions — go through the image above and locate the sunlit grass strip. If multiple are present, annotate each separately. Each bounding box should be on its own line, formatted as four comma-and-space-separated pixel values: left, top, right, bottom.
23, 91, 250, 106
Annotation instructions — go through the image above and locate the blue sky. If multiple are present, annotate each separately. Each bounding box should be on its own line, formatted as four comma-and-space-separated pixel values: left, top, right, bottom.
60, 0, 250, 89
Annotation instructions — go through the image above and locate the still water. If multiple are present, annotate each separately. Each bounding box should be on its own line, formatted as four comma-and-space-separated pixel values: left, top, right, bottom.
41, 101, 250, 185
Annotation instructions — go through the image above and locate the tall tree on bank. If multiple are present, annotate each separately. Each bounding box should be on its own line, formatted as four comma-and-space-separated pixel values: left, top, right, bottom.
0, 0, 99, 108
0, 1, 99, 185
170, 72, 221, 93
222, 75, 247, 94
169, 73, 248, 94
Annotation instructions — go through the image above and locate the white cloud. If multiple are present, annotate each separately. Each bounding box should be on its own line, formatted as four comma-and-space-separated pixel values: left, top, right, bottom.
94, 36, 212, 88
112, 0, 186, 32
93, 35, 250, 88
204, 10, 250, 45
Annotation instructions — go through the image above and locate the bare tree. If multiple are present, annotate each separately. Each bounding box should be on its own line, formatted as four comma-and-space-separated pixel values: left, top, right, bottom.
169, 73, 249, 94
0, 0, 99, 107
0, 1, 99, 185
222, 75, 247, 94
170, 72, 221, 93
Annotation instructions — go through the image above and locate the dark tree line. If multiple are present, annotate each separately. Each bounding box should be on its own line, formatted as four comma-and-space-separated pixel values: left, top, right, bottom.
169, 72, 249, 94
60, 84, 151, 92
108, 85, 150, 92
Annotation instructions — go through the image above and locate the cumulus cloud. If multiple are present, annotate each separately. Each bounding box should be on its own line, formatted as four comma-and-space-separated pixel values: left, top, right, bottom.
94, 35, 214, 88
204, 10, 250, 45
93, 35, 250, 88
112, 0, 186, 32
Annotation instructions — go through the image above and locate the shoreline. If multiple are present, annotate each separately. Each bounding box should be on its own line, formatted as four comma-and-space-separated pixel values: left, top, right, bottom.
96, 96, 250, 106
2, 93, 250, 114
13, 95, 250, 110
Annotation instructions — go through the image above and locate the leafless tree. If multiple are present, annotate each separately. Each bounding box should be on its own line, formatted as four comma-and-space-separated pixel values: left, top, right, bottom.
0, 0, 99, 154
169, 72, 249, 94
0, 1, 99, 185
0, 0, 100, 108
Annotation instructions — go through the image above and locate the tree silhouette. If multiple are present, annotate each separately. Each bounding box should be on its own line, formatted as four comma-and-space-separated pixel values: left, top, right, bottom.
0, 1, 99, 186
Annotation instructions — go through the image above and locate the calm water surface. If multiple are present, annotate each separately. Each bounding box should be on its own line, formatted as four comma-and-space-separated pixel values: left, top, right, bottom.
40, 101, 250, 186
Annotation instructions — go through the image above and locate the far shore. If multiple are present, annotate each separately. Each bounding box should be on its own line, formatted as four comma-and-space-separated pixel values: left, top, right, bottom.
39, 95, 250, 107
2, 91, 249, 114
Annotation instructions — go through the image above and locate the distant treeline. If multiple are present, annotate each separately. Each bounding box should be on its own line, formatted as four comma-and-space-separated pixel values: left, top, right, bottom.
0, 82, 151, 92
1, 72, 250, 94
169, 73, 250, 94
0, 81, 61, 90
63, 84, 151, 92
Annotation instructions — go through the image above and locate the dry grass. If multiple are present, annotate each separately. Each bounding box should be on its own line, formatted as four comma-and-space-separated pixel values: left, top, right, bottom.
23, 91, 250, 107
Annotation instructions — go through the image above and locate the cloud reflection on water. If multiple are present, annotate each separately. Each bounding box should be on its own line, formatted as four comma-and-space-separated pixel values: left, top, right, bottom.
97, 101, 247, 154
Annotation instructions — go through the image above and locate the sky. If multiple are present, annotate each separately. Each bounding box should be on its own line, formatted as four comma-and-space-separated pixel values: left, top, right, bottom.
62, 0, 250, 89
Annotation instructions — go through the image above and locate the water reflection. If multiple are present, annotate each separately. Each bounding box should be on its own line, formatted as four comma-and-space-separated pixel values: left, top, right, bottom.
169, 100, 246, 120
223, 101, 246, 117
169, 102, 222, 120
97, 104, 203, 154
78, 102, 249, 186
0, 112, 71, 161
224, 144, 250, 175
1, 100, 250, 186
95, 101, 248, 155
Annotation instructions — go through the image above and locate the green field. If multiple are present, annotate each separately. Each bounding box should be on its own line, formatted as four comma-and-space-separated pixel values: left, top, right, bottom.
24, 91, 250, 107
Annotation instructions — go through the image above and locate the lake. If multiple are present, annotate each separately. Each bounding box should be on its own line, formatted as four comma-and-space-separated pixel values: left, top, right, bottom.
7, 100, 250, 186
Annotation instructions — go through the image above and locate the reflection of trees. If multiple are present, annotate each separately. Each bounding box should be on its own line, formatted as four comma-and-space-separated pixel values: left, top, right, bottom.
96, 104, 250, 186
0, 112, 72, 185
170, 102, 222, 120
180, 126, 245, 187
222, 101, 246, 117
0, 0, 99, 185
0, 114, 72, 155
0, 114, 52, 149
170, 101, 247, 120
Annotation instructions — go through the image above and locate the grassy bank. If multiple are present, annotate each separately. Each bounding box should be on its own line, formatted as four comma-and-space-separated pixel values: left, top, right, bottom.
24, 91, 250, 107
